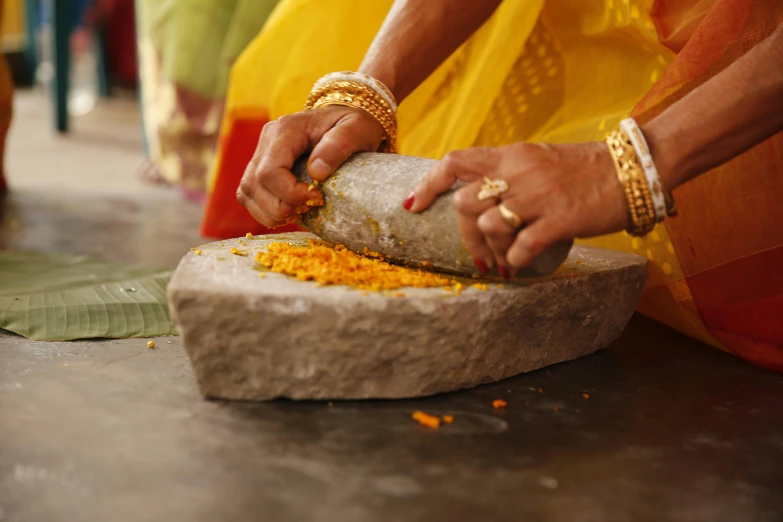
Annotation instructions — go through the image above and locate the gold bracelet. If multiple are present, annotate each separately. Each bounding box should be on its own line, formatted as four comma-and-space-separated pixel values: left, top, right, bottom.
305, 80, 398, 153
606, 130, 657, 237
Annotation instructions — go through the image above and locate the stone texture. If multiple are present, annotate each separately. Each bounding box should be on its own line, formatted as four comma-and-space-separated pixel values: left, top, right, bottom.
293, 153, 573, 278
168, 233, 648, 401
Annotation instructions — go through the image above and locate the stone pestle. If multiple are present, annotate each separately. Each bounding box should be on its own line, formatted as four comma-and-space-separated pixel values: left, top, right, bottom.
292, 152, 573, 278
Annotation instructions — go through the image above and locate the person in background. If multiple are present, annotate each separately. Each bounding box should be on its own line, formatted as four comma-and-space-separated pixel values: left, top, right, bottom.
135, 0, 279, 200
207, 0, 783, 373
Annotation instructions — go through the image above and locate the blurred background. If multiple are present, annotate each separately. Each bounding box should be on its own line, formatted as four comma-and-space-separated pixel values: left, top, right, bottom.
0, 0, 279, 260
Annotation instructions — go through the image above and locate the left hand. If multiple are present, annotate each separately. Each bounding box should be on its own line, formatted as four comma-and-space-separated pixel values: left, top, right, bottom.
404, 142, 630, 275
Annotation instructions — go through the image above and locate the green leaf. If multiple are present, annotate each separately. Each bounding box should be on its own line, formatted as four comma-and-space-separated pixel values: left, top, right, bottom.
0, 251, 177, 341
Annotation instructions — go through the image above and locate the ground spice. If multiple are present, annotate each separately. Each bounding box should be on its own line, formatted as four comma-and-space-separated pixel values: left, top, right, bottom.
412, 411, 441, 429
582, 393, 590, 399
255, 240, 464, 292
441, 415, 455, 424
492, 399, 508, 409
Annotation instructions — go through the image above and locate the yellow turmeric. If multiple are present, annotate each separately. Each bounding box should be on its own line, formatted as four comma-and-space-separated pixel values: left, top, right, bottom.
255, 240, 462, 291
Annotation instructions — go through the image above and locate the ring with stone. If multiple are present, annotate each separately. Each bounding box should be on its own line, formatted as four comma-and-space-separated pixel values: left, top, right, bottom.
498, 203, 523, 229
477, 177, 509, 201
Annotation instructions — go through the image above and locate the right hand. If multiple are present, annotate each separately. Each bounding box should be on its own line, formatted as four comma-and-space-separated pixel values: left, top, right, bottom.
236, 106, 385, 228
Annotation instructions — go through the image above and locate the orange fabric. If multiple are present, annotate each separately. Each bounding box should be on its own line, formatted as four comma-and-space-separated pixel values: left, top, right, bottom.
632, 0, 783, 371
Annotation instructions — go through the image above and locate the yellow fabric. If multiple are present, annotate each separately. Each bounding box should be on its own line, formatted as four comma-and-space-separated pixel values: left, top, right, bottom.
1, 0, 25, 52
215, 0, 720, 346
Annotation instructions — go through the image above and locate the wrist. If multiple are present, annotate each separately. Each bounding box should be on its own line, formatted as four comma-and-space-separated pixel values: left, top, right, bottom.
358, 70, 401, 106
641, 118, 691, 193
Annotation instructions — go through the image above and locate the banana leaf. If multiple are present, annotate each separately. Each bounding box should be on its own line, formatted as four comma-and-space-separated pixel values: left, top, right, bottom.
0, 251, 176, 341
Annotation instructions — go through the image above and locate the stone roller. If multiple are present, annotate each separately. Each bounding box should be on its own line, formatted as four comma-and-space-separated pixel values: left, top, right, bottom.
292, 153, 573, 278
168, 153, 648, 401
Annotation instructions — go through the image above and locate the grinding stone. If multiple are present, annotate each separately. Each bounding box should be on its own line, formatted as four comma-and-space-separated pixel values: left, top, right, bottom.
169, 233, 647, 401
293, 153, 573, 278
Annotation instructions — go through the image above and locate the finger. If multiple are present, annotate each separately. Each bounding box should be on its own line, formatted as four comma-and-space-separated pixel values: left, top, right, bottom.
477, 207, 517, 274
453, 181, 499, 272
506, 218, 564, 269
254, 124, 324, 210
407, 148, 497, 213
242, 180, 312, 224
307, 109, 384, 180
478, 200, 539, 275
237, 188, 289, 229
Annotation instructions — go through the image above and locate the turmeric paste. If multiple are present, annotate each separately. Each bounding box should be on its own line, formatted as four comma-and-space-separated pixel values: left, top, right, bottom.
255, 240, 464, 292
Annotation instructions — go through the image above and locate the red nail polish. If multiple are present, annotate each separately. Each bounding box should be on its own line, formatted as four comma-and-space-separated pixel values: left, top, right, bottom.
498, 266, 511, 279
474, 259, 489, 274
402, 192, 415, 210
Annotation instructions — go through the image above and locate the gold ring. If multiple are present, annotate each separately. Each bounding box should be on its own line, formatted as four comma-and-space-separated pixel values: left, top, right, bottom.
477, 177, 509, 201
498, 203, 523, 229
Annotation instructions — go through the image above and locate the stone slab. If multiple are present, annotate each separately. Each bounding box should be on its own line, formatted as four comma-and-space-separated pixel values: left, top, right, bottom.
168, 233, 648, 401
293, 153, 573, 278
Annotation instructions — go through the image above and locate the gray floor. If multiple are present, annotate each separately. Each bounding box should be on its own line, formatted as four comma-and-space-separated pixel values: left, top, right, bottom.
2, 92, 783, 522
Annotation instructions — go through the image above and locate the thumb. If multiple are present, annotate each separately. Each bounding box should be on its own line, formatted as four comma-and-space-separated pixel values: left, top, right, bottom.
307, 111, 384, 181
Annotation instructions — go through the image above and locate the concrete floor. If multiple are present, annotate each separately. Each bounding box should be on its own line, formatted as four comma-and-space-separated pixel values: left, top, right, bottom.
2, 91, 783, 522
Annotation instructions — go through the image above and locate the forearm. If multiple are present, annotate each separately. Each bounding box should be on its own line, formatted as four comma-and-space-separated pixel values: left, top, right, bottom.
359, 0, 502, 103
644, 23, 783, 191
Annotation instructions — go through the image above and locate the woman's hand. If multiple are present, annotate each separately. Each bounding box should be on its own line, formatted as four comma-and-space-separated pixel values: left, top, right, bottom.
236, 106, 384, 228
404, 142, 629, 274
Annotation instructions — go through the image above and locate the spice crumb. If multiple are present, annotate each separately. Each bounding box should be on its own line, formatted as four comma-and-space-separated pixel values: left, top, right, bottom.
412, 411, 441, 429
582, 393, 590, 400
492, 399, 508, 409
538, 388, 544, 394
441, 414, 455, 424
147, 340, 156, 349
230, 247, 249, 257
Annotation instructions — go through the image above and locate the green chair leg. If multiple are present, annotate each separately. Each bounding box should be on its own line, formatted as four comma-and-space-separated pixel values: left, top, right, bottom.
23, 0, 38, 76
52, 0, 74, 133
95, 25, 109, 98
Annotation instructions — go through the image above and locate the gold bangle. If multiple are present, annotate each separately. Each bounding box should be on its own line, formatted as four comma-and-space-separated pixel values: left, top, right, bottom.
305, 80, 398, 153
308, 81, 397, 139
606, 130, 657, 236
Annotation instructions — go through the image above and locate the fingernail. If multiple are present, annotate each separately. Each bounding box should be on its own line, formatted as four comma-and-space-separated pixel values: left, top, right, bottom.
308, 158, 331, 178
402, 192, 415, 211
498, 266, 511, 280
473, 259, 489, 275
